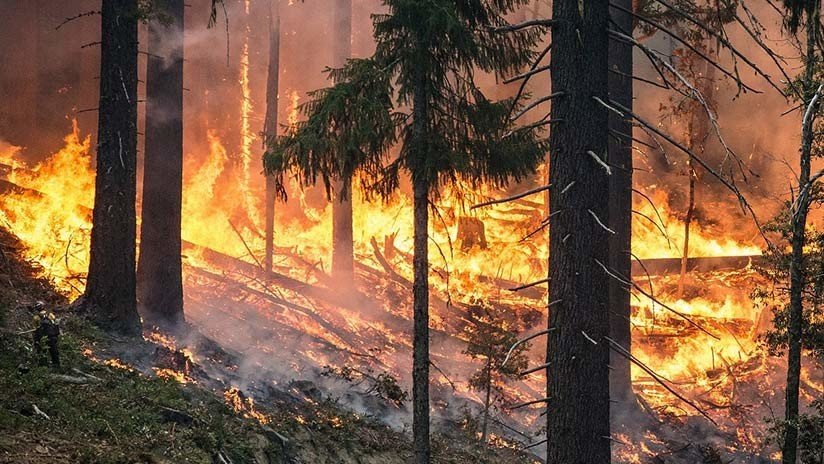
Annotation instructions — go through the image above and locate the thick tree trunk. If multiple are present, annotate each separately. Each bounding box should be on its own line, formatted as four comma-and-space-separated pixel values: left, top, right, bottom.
411, 60, 431, 464
137, 0, 185, 327
264, 0, 281, 275
83, 0, 141, 335
607, 0, 634, 406
546, 0, 611, 462
783, 12, 817, 462
331, 0, 354, 284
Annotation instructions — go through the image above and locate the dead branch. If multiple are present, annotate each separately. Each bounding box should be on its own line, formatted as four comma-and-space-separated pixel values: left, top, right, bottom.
512, 92, 565, 121
508, 278, 549, 292
503, 64, 551, 85
606, 336, 717, 425
594, 258, 720, 339
55, 10, 100, 30
520, 362, 550, 376
508, 397, 550, 410
492, 18, 554, 32
508, 42, 551, 118
502, 328, 554, 366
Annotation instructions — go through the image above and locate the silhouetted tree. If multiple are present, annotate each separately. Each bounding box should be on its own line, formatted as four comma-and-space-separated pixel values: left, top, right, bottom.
263, 0, 281, 274
545, 0, 611, 461
82, 0, 141, 335
137, 0, 185, 327
607, 0, 635, 406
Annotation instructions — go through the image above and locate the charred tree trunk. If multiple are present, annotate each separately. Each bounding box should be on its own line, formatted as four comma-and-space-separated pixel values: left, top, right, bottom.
137, 0, 185, 327
264, 0, 281, 275
411, 63, 431, 464
547, 0, 611, 462
607, 0, 634, 406
83, 0, 140, 335
331, 0, 354, 285
678, 52, 714, 298
784, 10, 818, 462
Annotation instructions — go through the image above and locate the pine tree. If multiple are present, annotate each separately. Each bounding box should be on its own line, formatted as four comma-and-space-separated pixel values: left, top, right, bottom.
82, 0, 141, 335
265, 2, 545, 460
546, 0, 611, 461
462, 304, 529, 446
137, 0, 185, 328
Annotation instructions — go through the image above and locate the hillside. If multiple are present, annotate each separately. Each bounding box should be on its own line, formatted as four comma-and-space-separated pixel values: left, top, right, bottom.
0, 228, 539, 464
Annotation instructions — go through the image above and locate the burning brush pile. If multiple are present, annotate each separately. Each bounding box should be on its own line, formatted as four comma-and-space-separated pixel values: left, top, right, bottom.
0, 124, 821, 462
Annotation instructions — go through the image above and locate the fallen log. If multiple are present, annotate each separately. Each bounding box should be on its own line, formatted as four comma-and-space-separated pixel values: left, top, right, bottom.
632, 255, 762, 276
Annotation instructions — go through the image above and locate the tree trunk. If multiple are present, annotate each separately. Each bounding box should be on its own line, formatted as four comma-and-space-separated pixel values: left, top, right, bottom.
783, 11, 818, 463
481, 359, 492, 446
546, 0, 611, 462
331, 0, 354, 284
678, 51, 715, 298
412, 173, 430, 464
607, 0, 634, 406
137, 0, 185, 328
677, 160, 696, 297
83, 0, 141, 335
264, 0, 281, 275
411, 59, 431, 464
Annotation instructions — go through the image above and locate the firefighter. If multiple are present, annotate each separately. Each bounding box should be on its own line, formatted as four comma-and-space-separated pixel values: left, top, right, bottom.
32, 302, 60, 368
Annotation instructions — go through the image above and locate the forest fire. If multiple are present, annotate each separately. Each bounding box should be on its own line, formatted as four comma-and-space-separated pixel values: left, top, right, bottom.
1, 0, 823, 463
0, 121, 796, 460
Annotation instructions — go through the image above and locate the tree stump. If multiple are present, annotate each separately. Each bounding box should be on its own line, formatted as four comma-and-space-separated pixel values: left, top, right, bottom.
457, 217, 487, 251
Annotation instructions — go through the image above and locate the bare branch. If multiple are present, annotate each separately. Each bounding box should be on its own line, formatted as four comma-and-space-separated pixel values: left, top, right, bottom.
605, 337, 717, 425
492, 18, 554, 33
55, 10, 100, 30
508, 278, 550, 292
512, 92, 565, 121
471, 184, 550, 210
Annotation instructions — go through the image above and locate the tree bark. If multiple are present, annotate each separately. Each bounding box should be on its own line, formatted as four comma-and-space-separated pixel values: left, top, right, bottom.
137, 0, 185, 327
83, 0, 141, 335
783, 10, 818, 462
481, 359, 492, 446
607, 0, 634, 406
678, 51, 715, 298
412, 174, 430, 464
411, 60, 431, 464
264, 0, 281, 275
331, 0, 354, 285
547, 0, 611, 462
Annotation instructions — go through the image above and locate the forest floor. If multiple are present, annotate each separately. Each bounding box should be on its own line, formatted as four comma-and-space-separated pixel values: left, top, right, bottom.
0, 227, 539, 464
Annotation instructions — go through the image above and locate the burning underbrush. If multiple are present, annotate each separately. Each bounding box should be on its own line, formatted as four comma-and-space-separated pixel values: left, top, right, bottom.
1, 125, 821, 462
0, 227, 540, 464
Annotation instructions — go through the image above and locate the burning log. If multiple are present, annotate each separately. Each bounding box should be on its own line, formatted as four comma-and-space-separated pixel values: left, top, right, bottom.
632, 255, 763, 276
